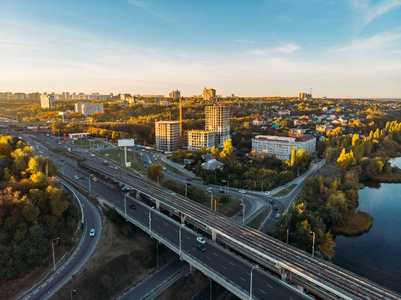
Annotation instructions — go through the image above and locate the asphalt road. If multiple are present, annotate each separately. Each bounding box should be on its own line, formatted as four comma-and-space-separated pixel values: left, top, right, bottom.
18, 136, 102, 300
14, 132, 318, 299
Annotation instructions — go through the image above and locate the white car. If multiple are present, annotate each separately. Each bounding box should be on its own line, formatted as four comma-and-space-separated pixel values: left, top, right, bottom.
74, 175, 79, 180
91, 154, 95, 157
276, 214, 281, 219
89, 229, 96, 236
239, 190, 246, 194
264, 191, 270, 196
163, 167, 166, 170
197, 237, 206, 244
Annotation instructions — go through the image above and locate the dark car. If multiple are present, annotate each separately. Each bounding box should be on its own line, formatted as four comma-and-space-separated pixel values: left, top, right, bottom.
239, 210, 243, 216
219, 189, 225, 193
186, 178, 192, 181
129, 203, 136, 210
80, 176, 86, 179
196, 244, 206, 252
273, 205, 278, 210
269, 199, 274, 204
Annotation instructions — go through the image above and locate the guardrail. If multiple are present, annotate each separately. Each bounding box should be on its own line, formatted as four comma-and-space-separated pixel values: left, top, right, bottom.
108, 204, 249, 300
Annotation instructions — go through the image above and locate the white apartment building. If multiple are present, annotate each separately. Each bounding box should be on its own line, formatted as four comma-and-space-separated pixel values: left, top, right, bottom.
252, 134, 316, 160
155, 121, 181, 151
40, 94, 56, 109
205, 105, 230, 149
187, 130, 216, 151
75, 102, 104, 116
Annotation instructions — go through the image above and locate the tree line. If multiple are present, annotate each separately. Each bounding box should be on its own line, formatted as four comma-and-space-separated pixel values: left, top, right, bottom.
0, 135, 77, 283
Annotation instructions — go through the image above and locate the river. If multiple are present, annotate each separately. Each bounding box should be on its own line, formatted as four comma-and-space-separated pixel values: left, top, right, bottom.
332, 157, 401, 293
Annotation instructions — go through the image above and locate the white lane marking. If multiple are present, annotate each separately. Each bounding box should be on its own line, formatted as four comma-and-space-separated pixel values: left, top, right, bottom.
267, 284, 273, 289
240, 277, 246, 281
229, 262, 234, 266
206, 256, 212, 260
213, 252, 218, 256
222, 266, 228, 270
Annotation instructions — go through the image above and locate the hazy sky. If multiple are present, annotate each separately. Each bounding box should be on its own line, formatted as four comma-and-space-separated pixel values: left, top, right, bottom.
1, 0, 400, 98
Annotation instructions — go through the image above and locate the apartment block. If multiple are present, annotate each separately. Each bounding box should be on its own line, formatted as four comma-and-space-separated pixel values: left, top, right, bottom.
75, 102, 104, 116
252, 135, 316, 160
40, 94, 56, 109
205, 105, 230, 149
187, 130, 216, 151
155, 121, 181, 151
203, 88, 216, 101
169, 90, 181, 99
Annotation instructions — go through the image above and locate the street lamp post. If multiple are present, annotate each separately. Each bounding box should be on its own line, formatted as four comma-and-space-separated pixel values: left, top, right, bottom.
208, 191, 213, 210
124, 193, 129, 217
310, 231, 316, 258
70, 289, 76, 300
226, 175, 231, 194
250, 264, 259, 300
240, 203, 245, 225
148, 207, 154, 233
61, 163, 64, 176
52, 237, 60, 271
88, 176, 92, 195
261, 175, 264, 192
241, 194, 245, 224
179, 224, 185, 259
184, 181, 187, 198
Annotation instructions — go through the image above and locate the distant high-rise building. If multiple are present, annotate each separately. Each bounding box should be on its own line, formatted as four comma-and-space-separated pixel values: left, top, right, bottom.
205, 105, 230, 149
169, 90, 181, 99
187, 130, 216, 151
75, 102, 104, 116
299, 93, 312, 100
155, 121, 181, 151
40, 94, 56, 109
203, 88, 216, 101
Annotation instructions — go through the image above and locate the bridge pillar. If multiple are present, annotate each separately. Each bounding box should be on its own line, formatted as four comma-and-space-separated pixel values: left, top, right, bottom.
155, 199, 160, 210
211, 229, 217, 241
280, 267, 293, 283
189, 264, 196, 273
180, 214, 186, 224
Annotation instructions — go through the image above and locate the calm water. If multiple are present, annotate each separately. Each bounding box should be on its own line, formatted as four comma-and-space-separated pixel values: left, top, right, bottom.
332, 158, 401, 293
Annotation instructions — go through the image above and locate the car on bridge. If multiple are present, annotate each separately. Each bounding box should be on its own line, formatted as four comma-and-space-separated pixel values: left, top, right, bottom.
129, 203, 136, 210
74, 175, 79, 180
92, 177, 98, 182
196, 244, 206, 252
122, 185, 131, 192
264, 191, 270, 196
276, 214, 281, 219
269, 199, 274, 204
197, 237, 206, 244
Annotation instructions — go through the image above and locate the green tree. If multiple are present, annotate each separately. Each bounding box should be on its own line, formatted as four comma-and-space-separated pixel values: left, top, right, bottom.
147, 164, 164, 182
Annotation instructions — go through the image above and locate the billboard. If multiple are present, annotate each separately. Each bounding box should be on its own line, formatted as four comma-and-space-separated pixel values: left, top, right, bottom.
125, 162, 131, 167
118, 139, 135, 147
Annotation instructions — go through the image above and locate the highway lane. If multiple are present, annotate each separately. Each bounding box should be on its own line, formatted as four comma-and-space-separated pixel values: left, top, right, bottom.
30, 132, 265, 225
12, 135, 102, 300
19, 133, 401, 299
120, 195, 307, 300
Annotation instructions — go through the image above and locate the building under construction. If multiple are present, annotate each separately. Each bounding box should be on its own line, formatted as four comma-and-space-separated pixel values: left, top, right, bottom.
205, 105, 230, 149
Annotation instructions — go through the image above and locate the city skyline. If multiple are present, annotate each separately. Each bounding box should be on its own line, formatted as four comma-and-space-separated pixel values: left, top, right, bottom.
1, 0, 401, 98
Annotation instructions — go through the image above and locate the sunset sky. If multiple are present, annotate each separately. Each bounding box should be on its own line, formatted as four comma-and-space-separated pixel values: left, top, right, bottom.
1, 0, 400, 98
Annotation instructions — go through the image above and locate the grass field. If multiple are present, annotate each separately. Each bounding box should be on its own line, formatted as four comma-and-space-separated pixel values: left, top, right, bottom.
247, 206, 271, 229
74, 140, 106, 148
99, 149, 147, 175
272, 184, 297, 197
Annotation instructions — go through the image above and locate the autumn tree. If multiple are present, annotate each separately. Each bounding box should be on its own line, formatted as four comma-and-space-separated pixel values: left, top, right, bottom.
147, 164, 164, 182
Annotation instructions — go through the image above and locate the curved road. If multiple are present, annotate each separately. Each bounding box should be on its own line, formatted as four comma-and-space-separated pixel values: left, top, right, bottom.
14, 135, 102, 300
